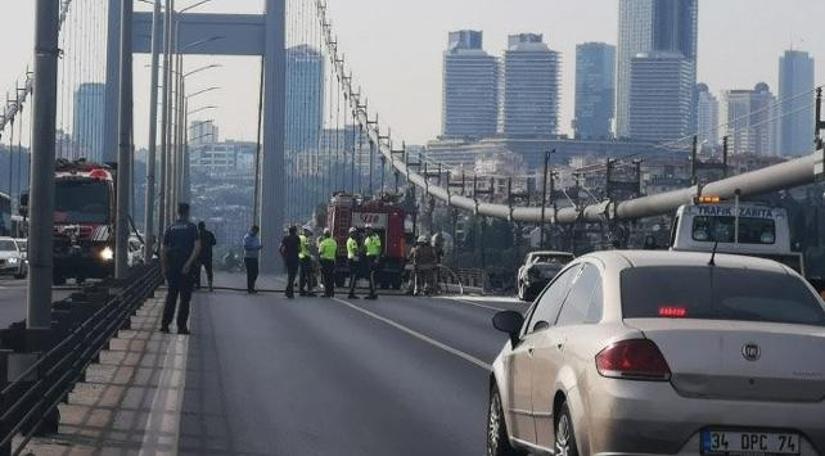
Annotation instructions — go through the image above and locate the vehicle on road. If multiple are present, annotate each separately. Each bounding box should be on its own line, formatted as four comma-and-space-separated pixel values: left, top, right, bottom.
327, 193, 411, 289
0, 237, 27, 279
516, 251, 574, 302
21, 160, 117, 285
489, 250, 825, 456
671, 198, 804, 274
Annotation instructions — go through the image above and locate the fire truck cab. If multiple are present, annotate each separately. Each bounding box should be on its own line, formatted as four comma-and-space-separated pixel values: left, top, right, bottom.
21, 160, 118, 284
327, 193, 409, 289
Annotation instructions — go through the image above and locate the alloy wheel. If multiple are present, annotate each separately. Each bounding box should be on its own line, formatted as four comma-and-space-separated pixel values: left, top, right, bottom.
555, 414, 572, 456
487, 392, 502, 455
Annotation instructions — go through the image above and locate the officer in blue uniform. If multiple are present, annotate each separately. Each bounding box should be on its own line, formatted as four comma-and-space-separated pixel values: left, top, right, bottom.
161, 203, 201, 334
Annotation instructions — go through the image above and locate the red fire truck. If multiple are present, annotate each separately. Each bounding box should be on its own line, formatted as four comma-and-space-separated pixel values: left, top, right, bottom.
22, 160, 117, 284
327, 193, 410, 289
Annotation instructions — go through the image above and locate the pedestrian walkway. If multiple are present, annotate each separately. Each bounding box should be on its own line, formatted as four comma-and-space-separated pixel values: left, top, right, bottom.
22, 292, 187, 456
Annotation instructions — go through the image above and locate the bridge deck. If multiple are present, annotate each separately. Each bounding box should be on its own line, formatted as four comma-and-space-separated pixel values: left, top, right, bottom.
23, 273, 523, 455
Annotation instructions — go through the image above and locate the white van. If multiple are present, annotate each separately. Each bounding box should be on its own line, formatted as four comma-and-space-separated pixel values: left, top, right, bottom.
670, 201, 804, 274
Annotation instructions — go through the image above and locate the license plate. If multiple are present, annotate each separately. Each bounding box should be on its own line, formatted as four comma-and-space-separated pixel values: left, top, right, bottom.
702, 430, 800, 455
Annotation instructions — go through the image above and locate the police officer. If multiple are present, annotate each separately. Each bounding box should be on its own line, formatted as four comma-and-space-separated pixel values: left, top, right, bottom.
317, 228, 338, 298
346, 227, 362, 299
298, 226, 316, 296
196, 221, 217, 291
363, 225, 381, 300
161, 203, 201, 334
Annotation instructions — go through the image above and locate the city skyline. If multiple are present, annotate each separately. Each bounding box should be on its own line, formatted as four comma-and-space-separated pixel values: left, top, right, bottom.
1, 0, 824, 147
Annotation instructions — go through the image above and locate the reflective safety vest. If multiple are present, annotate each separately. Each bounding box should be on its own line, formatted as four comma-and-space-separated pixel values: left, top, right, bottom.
299, 234, 310, 260
346, 237, 359, 260
364, 234, 382, 257
318, 237, 338, 261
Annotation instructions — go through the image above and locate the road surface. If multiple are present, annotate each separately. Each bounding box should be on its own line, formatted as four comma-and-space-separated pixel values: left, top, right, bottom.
0, 277, 73, 328
174, 273, 523, 455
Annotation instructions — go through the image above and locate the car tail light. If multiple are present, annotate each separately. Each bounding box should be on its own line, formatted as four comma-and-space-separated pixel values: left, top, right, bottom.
596, 339, 671, 381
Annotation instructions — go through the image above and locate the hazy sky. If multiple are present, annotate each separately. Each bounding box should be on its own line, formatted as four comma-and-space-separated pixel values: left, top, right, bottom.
1, 0, 824, 147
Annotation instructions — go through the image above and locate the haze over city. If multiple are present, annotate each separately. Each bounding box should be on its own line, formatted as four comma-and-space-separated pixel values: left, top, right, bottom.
1, 0, 824, 146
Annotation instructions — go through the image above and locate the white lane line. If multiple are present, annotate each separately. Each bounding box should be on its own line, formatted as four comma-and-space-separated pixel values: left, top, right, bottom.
332, 297, 492, 371
440, 297, 504, 312
139, 330, 189, 456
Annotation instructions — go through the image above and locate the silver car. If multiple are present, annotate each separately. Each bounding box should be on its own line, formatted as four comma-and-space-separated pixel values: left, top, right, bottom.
488, 250, 825, 456
0, 237, 27, 279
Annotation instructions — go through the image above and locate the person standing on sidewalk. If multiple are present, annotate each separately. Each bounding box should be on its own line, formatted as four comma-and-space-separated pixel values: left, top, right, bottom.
280, 225, 301, 299
363, 225, 381, 300
160, 203, 201, 335
243, 225, 263, 294
196, 221, 217, 291
317, 228, 338, 298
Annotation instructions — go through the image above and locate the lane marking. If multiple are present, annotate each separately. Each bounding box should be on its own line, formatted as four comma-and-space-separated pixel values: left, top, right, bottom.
440, 297, 504, 312
139, 324, 189, 456
332, 297, 492, 371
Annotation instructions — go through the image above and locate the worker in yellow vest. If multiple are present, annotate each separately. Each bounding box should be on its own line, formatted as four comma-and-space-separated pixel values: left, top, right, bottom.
363, 225, 381, 300
317, 229, 338, 298
298, 226, 316, 296
346, 227, 363, 299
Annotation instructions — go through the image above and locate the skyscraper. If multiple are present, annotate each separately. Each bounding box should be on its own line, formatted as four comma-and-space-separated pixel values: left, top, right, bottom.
696, 83, 719, 147
778, 50, 815, 156
722, 83, 778, 156
286, 45, 325, 152
72, 83, 105, 162
628, 52, 693, 142
574, 42, 616, 139
501, 33, 561, 138
442, 30, 499, 139
616, 0, 697, 138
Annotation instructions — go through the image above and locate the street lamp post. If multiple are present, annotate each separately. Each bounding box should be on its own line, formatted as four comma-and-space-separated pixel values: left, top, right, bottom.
144, 0, 161, 262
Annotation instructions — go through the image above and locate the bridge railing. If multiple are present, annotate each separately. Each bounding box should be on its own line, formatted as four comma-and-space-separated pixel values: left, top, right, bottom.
0, 264, 162, 456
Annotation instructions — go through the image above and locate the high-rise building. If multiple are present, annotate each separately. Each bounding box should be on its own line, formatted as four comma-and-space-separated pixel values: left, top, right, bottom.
286, 45, 325, 152
72, 83, 105, 162
628, 52, 693, 142
696, 83, 719, 147
442, 30, 499, 139
190, 120, 219, 146
574, 42, 616, 139
778, 50, 815, 156
501, 33, 561, 138
616, 0, 697, 138
722, 83, 778, 156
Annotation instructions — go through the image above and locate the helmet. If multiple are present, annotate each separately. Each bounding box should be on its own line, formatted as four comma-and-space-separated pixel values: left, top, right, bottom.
417, 235, 428, 244
348, 227, 358, 235
365, 224, 374, 231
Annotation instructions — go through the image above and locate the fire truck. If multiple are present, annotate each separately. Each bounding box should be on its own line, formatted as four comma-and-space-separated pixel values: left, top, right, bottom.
327, 193, 410, 289
21, 160, 117, 284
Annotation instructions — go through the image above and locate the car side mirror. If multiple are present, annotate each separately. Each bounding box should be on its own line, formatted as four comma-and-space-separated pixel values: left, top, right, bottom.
493, 311, 524, 347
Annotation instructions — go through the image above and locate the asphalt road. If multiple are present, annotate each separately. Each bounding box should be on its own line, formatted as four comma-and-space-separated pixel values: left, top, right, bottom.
0, 277, 73, 328
175, 272, 526, 456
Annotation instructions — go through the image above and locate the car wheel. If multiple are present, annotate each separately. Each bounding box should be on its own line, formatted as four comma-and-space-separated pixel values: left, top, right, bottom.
555, 402, 579, 456
487, 386, 526, 456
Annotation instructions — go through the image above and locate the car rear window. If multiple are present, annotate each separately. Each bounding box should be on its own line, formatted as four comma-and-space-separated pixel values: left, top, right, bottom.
621, 266, 825, 326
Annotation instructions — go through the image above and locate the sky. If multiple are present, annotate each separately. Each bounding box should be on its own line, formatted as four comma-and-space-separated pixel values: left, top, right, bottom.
1, 0, 824, 148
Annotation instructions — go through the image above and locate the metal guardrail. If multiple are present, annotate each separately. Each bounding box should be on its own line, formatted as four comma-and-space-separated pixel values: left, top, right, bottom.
0, 263, 162, 456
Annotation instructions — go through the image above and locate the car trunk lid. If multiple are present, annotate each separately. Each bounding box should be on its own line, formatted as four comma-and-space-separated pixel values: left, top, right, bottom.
625, 319, 825, 402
